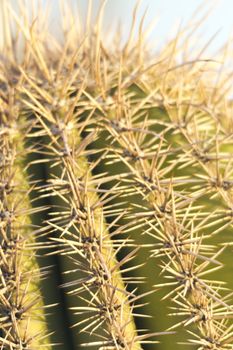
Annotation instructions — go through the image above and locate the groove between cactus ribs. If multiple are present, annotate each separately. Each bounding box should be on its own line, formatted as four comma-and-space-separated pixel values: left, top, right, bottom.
20, 71, 146, 349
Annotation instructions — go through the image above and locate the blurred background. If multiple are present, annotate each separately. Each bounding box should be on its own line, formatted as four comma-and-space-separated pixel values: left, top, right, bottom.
66, 0, 233, 52
1, 0, 233, 52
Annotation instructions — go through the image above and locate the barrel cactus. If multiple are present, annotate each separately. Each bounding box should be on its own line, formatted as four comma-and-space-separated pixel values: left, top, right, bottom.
0, 1, 233, 350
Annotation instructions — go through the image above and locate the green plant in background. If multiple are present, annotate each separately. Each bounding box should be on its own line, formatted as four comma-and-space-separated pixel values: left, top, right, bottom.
0, 1, 233, 350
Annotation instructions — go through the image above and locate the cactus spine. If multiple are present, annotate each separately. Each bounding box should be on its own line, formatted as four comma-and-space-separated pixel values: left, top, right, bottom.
0, 1, 233, 350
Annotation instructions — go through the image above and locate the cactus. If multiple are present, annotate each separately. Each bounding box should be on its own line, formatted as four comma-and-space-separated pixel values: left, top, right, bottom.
0, 1, 233, 350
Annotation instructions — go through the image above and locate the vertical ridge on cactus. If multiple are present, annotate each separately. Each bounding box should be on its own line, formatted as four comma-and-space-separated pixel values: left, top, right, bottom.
89, 58, 233, 349
0, 1, 233, 349
0, 63, 52, 349
21, 79, 144, 349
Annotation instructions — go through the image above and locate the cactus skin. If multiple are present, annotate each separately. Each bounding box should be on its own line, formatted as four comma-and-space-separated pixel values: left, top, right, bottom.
20, 51, 146, 350
1, 1, 233, 350
0, 64, 51, 349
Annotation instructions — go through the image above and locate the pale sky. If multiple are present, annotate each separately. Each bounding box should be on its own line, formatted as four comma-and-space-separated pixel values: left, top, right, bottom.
1, 0, 233, 54
100, 0, 233, 53
46, 0, 233, 54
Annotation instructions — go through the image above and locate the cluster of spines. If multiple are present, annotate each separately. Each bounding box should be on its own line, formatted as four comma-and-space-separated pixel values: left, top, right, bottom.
20, 54, 162, 349
0, 62, 51, 349
1, 1, 233, 349
90, 56, 233, 349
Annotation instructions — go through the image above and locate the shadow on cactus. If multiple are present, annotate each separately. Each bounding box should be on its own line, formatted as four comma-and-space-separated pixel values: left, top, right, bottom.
0, 1, 233, 350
